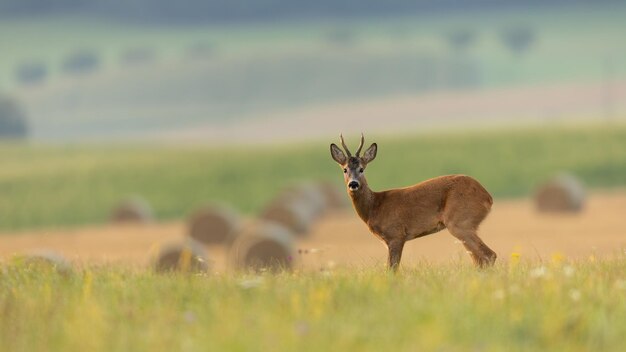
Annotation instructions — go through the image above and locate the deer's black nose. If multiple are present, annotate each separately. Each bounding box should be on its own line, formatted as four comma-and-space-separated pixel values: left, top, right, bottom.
348, 181, 360, 190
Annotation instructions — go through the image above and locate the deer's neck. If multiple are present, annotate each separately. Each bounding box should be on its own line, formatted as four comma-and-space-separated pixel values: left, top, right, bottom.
349, 181, 377, 223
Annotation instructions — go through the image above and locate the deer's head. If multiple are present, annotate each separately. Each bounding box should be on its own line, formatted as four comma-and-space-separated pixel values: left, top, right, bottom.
330, 133, 377, 192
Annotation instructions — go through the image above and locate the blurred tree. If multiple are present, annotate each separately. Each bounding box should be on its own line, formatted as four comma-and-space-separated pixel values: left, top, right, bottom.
500, 25, 535, 55
0, 95, 29, 139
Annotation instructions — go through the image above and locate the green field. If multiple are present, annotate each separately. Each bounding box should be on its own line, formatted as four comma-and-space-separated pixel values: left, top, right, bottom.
3, 4, 626, 89
1, 125, 626, 231
1, 257, 625, 351
3, 3, 626, 140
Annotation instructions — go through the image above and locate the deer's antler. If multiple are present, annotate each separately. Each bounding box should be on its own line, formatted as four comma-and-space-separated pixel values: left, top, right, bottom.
340, 134, 352, 157
355, 133, 365, 157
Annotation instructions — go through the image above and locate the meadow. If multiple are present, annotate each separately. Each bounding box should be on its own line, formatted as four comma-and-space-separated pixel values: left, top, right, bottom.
1, 125, 626, 231
3, 6, 626, 351
1, 257, 625, 351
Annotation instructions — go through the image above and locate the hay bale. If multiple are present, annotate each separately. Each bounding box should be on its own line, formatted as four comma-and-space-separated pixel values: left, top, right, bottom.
446, 28, 477, 53
260, 196, 316, 235
230, 221, 295, 272
0, 95, 29, 139
282, 183, 328, 217
259, 182, 331, 235
15, 61, 48, 85
61, 49, 100, 76
187, 205, 241, 245
534, 174, 586, 213
153, 240, 210, 273
14, 251, 72, 274
500, 25, 535, 56
110, 197, 154, 224
318, 181, 349, 210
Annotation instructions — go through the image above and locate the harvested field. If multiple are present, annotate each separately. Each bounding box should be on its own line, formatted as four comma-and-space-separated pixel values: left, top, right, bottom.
1, 190, 625, 270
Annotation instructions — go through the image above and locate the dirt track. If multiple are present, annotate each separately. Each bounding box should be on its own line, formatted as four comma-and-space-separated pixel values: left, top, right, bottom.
1, 190, 625, 270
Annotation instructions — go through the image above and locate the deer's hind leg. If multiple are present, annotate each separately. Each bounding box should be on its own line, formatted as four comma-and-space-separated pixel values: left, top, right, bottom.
446, 224, 496, 267
443, 205, 496, 267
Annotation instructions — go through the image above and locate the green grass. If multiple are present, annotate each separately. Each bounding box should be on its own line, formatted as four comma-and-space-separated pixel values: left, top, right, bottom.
1, 125, 626, 231
1, 257, 625, 351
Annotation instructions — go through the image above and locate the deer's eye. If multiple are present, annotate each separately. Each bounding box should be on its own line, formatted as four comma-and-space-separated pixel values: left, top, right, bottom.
359, 168, 364, 173
343, 168, 347, 173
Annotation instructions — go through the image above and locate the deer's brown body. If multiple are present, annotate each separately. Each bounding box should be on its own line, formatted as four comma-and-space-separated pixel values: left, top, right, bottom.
330, 134, 497, 270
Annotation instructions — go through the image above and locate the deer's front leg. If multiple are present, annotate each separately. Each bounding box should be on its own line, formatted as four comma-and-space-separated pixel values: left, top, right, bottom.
386, 240, 405, 272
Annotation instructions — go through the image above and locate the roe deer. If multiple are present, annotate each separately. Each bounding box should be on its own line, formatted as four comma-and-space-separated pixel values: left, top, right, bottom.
330, 134, 497, 270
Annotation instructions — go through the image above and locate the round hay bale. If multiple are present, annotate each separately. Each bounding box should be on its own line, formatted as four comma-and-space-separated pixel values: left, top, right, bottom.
0, 94, 29, 139
153, 240, 210, 273
534, 174, 586, 213
15, 61, 48, 85
280, 183, 328, 218
260, 196, 316, 236
318, 181, 349, 210
110, 197, 154, 224
61, 49, 100, 76
230, 221, 295, 272
14, 251, 72, 274
187, 205, 241, 245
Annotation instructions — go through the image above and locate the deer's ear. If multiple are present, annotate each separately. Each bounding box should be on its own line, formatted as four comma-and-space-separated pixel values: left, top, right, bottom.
330, 143, 347, 165
362, 143, 377, 164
